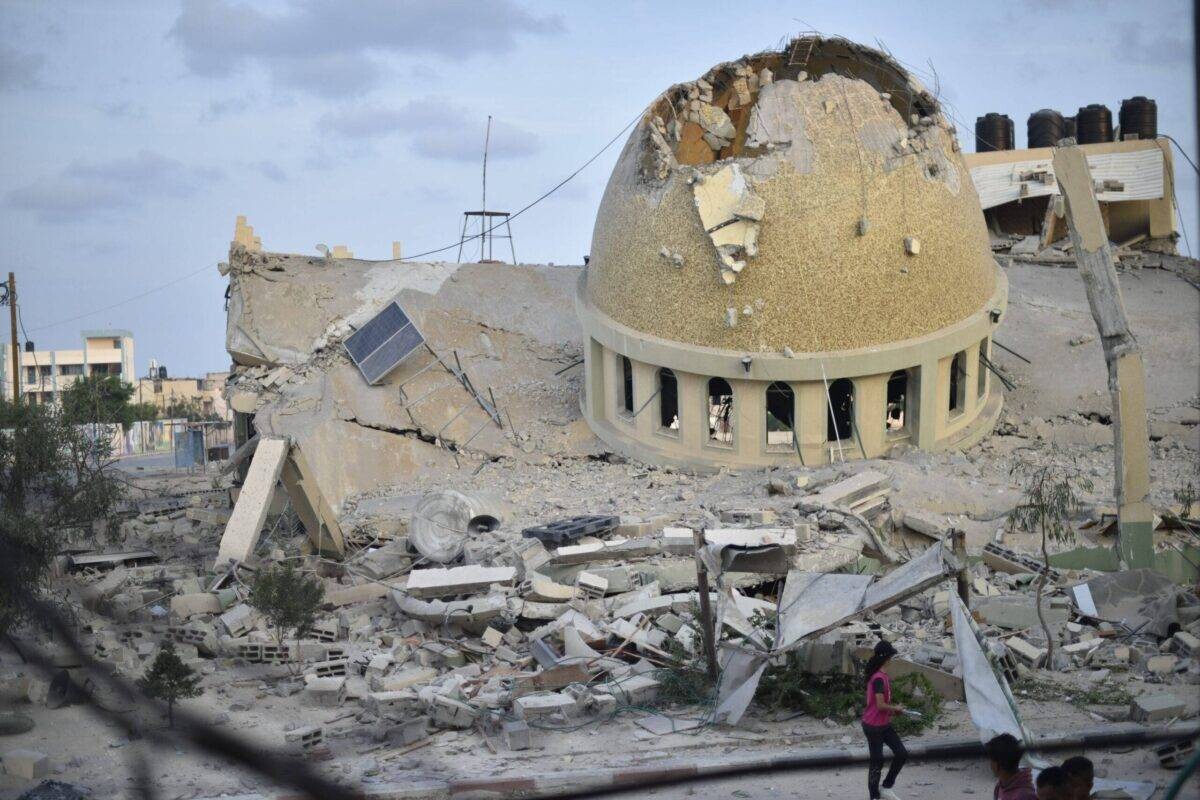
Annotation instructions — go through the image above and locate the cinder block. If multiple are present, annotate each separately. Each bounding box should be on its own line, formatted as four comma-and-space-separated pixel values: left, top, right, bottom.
1006, 637, 1047, 669
1131, 694, 1185, 723
502, 720, 531, 751
3, 749, 48, 780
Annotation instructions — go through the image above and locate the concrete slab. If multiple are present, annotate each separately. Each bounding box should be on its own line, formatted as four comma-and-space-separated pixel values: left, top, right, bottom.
216, 438, 289, 566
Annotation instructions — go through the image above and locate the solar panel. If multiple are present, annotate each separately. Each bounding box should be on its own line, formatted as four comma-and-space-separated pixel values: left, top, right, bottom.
344, 301, 425, 384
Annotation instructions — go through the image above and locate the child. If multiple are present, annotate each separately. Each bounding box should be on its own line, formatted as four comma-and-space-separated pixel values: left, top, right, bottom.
1036, 766, 1069, 800
985, 733, 1037, 800
1060, 756, 1094, 799
861, 640, 909, 800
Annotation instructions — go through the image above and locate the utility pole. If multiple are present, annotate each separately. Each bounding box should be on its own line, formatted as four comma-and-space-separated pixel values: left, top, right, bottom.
7, 272, 18, 404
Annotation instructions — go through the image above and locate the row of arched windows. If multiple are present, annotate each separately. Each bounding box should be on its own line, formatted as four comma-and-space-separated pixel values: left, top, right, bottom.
618, 357, 916, 447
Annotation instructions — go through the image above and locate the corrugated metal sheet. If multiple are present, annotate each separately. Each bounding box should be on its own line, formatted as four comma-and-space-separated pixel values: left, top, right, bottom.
970, 148, 1164, 210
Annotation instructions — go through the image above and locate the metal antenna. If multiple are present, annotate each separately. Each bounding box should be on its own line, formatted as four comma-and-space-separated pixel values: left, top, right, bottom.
455, 114, 516, 264
481, 115, 491, 261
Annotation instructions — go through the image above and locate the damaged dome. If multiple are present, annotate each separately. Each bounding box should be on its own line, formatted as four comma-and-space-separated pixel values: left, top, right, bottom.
585, 36, 998, 354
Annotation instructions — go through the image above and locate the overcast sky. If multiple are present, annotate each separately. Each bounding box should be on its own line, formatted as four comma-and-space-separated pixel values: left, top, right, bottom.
1, 0, 1194, 377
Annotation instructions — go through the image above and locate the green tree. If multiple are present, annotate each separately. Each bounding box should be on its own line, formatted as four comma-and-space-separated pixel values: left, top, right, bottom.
0, 398, 124, 634
249, 562, 325, 668
139, 640, 202, 727
1008, 463, 1092, 670
60, 375, 140, 429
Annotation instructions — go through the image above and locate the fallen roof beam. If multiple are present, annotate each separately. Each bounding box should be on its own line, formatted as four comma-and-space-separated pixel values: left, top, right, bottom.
215, 437, 289, 567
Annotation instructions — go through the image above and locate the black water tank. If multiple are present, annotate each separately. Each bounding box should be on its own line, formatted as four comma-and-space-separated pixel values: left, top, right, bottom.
1063, 116, 1077, 141
975, 113, 1014, 152
23, 341, 34, 352
1027, 109, 1066, 148
1076, 104, 1113, 144
158, 366, 167, 380
1119, 96, 1157, 141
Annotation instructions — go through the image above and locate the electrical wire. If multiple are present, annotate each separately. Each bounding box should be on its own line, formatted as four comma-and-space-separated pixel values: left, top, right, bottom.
400, 109, 643, 262
27, 263, 212, 334
25, 109, 644, 333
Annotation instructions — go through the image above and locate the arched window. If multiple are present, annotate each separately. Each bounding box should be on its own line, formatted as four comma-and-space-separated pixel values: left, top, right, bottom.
620, 356, 634, 415
765, 382, 795, 447
707, 377, 734, 445
886, 371, 908, 434
827, 378, 853, 442
658, 368, 679, 432
948, 351, 965, 414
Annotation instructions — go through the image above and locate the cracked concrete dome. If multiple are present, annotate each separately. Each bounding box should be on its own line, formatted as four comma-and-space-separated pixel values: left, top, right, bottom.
584, 36, 998, 353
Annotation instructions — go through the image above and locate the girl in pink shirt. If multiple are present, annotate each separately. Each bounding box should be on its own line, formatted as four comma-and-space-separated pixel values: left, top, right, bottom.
861, 640, 910, 800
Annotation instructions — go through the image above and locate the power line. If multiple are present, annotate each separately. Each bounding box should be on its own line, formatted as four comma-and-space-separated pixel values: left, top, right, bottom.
27, 109, 645, 332
27, 263, 212, 334
401, 109, 643, 262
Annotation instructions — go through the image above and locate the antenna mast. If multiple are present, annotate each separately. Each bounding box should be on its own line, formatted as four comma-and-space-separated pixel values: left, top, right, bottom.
481, 115, 491, 261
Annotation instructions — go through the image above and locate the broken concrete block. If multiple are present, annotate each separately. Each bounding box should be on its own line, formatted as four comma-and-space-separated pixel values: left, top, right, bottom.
404, 565, 516, 598
502, 720, 531, 751
904, 236, 921, 255
1131, 693, 1185, 723
1006, 637, 1047, 669
376, 667, 438, 693
513, 692, 577, 720
219, 604, 257, 637
3, 749, 49, 780
283, 724, 325, 753
576, 571, 609, 599
215, 437, 289, 567
1146, 654, 1179, 674
429, 694, 478, 729
304, 676, 346, 707
171, 592, 222, 620
481, 627, 504, 648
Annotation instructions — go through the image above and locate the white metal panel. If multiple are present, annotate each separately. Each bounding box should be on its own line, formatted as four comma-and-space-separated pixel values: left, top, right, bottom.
969, 148, 1164, 210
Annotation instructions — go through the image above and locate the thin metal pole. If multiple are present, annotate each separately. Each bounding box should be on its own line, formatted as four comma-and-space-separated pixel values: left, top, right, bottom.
8, 273, 19, 404
693, 528, 719, 681
820, 362, 842, 462
992, 339, 1031, 364
482, 115, 491, 262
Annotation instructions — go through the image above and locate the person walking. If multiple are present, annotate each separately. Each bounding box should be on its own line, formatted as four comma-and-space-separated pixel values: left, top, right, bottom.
861, 640, 909, 800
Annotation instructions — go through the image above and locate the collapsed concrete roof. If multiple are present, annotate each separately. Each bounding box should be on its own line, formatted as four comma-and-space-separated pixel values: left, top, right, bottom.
222, 243, 602, 516
585, 35, 998, 353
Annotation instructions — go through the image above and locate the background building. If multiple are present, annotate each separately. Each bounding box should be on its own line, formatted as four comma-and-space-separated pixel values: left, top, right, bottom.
135, 371, 231, 421
0, 329, 135, 405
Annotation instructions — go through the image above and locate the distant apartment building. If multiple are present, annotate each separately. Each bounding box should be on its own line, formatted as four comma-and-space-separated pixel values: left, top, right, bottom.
0, 329, 135, 405
135, 371, 231, 421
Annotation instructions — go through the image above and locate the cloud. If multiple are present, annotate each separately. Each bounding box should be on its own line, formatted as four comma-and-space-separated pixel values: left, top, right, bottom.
318, 98, 542, 161
1116, 23, 1191, 65
201, 94, 256, 121
97, 101, 148, 120
169, 0, 565, 98
8, 150, 222, 223
253, 160, 287, 182
0, 43, 45, 90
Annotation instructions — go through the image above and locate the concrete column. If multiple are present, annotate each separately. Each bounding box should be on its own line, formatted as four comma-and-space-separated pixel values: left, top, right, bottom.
915, 360, 940, 450
734, 379, 764, 459
854, 374, 887, 458
632, 359, 657, 439
677, 371, 702, 451
963, 341, 981, 410
585, 338, 605, 422
796, 381, 828, 465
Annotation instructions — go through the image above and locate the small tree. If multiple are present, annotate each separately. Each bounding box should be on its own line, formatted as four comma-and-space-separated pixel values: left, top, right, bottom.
249, 562, 325, 669
0, 398, 124, 635
140, 640, 202, 728
60, 375, 140, 429
1008, 463, 1092, 670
